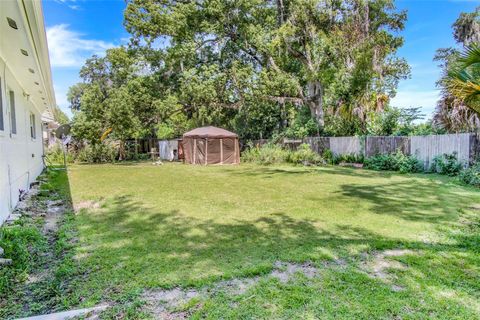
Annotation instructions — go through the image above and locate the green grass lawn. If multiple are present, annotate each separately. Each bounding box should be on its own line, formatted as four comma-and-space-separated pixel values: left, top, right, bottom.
63, 163, 480, 319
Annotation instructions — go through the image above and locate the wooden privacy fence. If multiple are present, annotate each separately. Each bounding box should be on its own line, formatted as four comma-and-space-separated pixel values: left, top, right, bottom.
253, 133, 480, 167
330, 137, 363, 156
365, 136, 410, 158
125, 138, 158, 154
410, 134, 476, 169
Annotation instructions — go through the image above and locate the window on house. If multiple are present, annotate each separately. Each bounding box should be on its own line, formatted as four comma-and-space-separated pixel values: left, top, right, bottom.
30, 113, 36, 139
0, 78, 3, 131
9, 90, 16, 134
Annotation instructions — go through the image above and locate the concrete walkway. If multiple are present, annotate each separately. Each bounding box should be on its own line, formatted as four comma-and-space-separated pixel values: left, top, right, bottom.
16, 305, 109, 320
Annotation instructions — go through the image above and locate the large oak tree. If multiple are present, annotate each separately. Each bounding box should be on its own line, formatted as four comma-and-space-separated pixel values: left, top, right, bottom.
124, 0, 409, 130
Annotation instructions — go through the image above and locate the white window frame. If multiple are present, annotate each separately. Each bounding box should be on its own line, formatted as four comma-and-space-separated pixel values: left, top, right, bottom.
30, 112, 36, 140
0, 77, 4, 133
8, 88, 17, 136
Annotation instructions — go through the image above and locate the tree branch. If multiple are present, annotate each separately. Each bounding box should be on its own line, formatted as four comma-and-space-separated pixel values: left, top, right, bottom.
264, 95, 304, 105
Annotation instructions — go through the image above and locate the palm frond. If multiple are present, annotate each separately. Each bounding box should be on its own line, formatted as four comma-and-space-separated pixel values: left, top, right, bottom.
444, 44, 480, 116
458, 44, 480, 68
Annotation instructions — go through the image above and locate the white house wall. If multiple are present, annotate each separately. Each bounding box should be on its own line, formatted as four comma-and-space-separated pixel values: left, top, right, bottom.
0, 0, 55, 225
0, 59, 44, 224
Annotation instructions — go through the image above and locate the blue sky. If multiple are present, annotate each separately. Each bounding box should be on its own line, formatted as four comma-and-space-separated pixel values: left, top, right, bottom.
43, 0, 480, 119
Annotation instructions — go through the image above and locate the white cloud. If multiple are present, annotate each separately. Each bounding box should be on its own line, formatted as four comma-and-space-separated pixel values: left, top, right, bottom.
53, 85, 68, 109
54, 0, 82, 10
46, 24, 115, 67
391, 90, 440, 115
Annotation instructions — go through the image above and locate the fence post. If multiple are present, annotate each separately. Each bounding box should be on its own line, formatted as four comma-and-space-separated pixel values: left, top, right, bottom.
362, 136, 367, 158
469, 133, 480, 164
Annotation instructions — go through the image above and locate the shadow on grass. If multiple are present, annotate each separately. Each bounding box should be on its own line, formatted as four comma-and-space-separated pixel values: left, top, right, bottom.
229, 165, 362, 177
228, 164, 461, 184
67, 163, 475, 236
228, 165, 402, 180
228, 165, 469, 224
75, 193, 479, 298
338, 180, 462, 223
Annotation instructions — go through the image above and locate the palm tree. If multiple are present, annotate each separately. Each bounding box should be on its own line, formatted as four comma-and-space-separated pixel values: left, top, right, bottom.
445, 45, 480, 115
433, 94, 480, 132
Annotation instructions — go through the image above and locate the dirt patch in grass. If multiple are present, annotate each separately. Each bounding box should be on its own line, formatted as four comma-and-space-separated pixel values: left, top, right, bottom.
143, 288, 201, 319
271, 261, 318, 283
140, 258, 362, 318
215, 277, 260, 295
44, 200, 67, 233
114, 249, 422, 318
74, 200, 100, 212
361, 249, 416, 291
25, 270, 49, 285
468, 204, 480, 211
142, 260, 319, 318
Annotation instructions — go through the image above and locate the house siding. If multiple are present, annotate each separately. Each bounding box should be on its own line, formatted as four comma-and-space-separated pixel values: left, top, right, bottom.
0, 59, 45, 224
0, 0, 55, 225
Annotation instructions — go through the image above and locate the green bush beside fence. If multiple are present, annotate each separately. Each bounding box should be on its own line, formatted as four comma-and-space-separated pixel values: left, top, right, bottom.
75, 144, 118, 163
242, 143, 323, 165
459, 163, 480, 187
431, 153, 463, 176
364, 151, 424, 173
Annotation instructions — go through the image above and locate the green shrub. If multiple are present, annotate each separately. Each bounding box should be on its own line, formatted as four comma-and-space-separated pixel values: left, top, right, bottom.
364, 151, 423, 173
364, 154, 396, 171
397, 154, 424, 174
333, 153, 365, 165
124, 150, 151, 161
75, 143, 118, 163
241, 143, 289, 165
322, 149, 334, 165
321, 150, 364, 165
286, 144, 324, 165
46, 144, 74, 164
459, 163, 480, 187
242, 143, 323, 166
431, 153, 463, 176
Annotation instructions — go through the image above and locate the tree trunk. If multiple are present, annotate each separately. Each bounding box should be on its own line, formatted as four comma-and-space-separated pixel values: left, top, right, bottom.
119, 140, 126, 161
277, 0, 285, 26
135, 138, 138, 157
279, 100, 286, 130
306, 81, 324, 129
